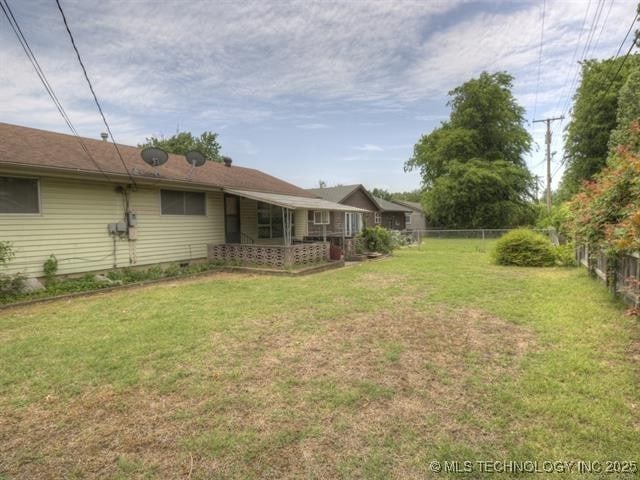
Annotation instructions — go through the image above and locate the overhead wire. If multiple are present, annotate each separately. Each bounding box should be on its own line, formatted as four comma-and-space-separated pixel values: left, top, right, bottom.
558, 0, 606, 121
0, 0, 112, 183
599, 17, 639, 101
54, 0, 137, 188
548, 0, 593, 142
593, 0, 616, 49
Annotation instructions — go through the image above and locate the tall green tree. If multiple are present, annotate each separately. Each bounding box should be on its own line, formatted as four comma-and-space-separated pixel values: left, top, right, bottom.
370, 187, 393, 200
559, 55, 640, 198
139, 131, 222, 162
609, 66, 640, 151
405, 71, 534, 228
391, 189, 423, 203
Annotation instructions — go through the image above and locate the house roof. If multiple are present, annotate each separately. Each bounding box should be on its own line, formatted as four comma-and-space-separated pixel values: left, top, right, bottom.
306, 184, 363, 203
372, 196, 413, 213
0, 122, 314, 197
224, 189, 370, 212
392, 200, 424, 212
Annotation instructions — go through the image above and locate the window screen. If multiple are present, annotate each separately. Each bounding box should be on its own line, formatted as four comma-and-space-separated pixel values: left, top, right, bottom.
161, 190, 205, 215
0, 177, 39, 214
184, 192, 206, 215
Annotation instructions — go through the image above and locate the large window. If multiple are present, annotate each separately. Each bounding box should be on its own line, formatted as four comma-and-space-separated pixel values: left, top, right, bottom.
257, 202, 293, 239
161, 190, 206, 215
0, 176, 40, 214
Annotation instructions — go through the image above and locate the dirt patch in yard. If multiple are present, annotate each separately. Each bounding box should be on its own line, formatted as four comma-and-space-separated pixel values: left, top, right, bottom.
1, 306, 534, 479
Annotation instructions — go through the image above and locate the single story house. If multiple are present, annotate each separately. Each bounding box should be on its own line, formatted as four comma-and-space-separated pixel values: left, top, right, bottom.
0, 123, 367, 276
371, 196, 412, 231
306, 184, 379, 237
391, 200, 427, 231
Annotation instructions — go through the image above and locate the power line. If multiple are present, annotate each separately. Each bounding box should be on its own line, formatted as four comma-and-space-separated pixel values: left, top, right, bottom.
0, 0, 112, 183
531, 0, 546, 124
599, 21, 639, 100
593, 0, 616, 50
549, 0, 595, 139
54, 0, 137, 188
581, 0, 607, 60
559, 0, 607, 120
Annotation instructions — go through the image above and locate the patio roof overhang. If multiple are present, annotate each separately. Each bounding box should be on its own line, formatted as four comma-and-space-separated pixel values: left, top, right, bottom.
224, 188, 371, 212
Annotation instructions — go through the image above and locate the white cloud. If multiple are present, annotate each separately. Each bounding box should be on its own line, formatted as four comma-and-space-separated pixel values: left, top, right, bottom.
354, 144, 383, 152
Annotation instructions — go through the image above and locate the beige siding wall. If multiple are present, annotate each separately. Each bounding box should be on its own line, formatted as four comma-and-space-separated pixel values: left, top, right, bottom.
294, 209, 307, 239
0, 176, 224, 277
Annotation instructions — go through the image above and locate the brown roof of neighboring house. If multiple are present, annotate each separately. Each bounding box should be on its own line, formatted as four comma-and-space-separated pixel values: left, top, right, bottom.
0, 122, 314, 197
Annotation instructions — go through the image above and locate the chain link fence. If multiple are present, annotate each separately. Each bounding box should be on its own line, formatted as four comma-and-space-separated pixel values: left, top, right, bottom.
407, 228, 557, 243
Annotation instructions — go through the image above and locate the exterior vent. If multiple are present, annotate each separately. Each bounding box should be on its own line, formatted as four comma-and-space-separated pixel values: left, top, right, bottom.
100, 132, 108, 141
223, 156, 232, 167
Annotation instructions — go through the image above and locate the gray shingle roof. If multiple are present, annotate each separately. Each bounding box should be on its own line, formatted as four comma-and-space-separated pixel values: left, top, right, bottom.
372, 196, 413, 212
392, 200, 423, 212
306, 184, 362, 203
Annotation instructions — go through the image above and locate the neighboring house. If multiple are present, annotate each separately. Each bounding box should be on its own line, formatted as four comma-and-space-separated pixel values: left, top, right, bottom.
306, 184, 379, 237
371, 196, 413, 231
391, 200, 427, 231
0, 123, 366, 276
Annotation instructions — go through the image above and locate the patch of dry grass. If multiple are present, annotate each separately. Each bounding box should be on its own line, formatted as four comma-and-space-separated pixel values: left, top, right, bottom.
1, 304, 533, 479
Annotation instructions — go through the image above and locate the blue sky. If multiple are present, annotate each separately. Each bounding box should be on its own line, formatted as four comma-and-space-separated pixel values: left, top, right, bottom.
1, 0, 637, 192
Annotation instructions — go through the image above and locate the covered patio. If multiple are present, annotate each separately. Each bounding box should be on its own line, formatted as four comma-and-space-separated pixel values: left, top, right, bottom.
208, 188, 369, 268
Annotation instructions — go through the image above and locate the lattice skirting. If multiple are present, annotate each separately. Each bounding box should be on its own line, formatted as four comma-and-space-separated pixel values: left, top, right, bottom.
208, 243, 329, 268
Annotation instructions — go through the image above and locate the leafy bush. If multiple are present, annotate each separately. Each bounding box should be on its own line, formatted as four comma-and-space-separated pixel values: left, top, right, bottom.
43, 254, 58, 283
44, 274, 111, 295
493, 229, 556, 267
0, 242, 23, 302
568, 122, 640, 254
0, 241, 15, 266
552, 244, 577, 267
535, 203, 572, 238
388, 230, 409, 249
0, 274, 25, 303
358, 226, 395, 254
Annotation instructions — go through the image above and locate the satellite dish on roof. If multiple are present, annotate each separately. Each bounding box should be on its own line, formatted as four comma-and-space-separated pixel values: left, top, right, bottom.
140, 147, 168, 167
185, 150, 206, 167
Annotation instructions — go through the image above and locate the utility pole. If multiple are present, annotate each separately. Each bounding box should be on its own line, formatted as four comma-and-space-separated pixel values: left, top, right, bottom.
533, 116, 563, 212
534, 175, 543, 202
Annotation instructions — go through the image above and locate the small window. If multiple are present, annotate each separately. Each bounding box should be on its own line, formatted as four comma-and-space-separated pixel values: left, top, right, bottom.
0, 176, 40, 214
405, 213, 412, 225
161, 190, 206, 215
313, 210, 330, 225
374, 212, 381, 224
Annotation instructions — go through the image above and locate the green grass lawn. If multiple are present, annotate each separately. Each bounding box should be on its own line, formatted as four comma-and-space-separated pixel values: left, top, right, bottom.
1, 239, 638, 479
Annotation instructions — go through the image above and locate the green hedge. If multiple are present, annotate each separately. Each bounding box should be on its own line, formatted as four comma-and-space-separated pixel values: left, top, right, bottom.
493, 229, 556, 267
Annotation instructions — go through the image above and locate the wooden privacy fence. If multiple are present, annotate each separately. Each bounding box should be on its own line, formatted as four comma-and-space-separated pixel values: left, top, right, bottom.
576, 244, 640, 306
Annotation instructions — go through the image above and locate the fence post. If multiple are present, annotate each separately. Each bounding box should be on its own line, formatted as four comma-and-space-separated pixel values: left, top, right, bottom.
482, 229, 485, 240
